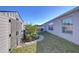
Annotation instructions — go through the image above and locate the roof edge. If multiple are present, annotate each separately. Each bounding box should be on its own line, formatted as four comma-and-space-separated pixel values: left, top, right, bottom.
41, 6, 79, 26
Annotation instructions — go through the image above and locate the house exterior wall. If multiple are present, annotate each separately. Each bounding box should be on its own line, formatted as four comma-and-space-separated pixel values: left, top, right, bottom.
43, 11, 79, 45
16, 19, 23, 45
0, 15, 10, 53
10, 18, 17, 49
0, 11, 24, 52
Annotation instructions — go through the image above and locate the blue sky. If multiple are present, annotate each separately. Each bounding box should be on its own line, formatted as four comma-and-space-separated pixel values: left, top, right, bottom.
0, 6, 76, 25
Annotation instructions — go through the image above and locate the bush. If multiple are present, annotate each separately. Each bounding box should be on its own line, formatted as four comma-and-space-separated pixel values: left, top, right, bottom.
24, 24, 38, 42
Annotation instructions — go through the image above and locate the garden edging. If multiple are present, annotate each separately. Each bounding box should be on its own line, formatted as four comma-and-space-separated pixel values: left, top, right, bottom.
17, 35, 44, 48
25, 35, 44, 44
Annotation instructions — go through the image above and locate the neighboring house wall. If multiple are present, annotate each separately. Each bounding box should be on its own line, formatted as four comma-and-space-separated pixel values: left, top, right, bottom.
16, 19, 23, 45
43, 8, 79, 45
10, 18, 17, 49
0, 15, 10, 52
0, 11, 24, 52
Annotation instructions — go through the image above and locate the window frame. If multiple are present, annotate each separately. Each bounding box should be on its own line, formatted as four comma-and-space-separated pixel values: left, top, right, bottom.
62, 19, 73, 34
48, 23, 54, 31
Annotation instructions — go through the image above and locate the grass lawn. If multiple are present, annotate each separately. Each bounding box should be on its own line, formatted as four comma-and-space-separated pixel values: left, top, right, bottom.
12, 31, 79, 53
11, 43, 37, 53
37, 31, 79, 53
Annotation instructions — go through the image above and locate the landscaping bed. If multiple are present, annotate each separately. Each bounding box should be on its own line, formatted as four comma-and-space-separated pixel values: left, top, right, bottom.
11, 35, 43, 53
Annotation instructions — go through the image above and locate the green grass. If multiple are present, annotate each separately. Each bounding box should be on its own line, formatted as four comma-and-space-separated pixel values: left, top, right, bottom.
37, 31, 79, 53
11, 43, 37, 53
12, 31, 79, 53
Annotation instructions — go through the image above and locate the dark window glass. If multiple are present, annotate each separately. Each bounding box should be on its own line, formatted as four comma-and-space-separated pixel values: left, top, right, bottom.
48, 26, 53, 30
48, 23, 53, 30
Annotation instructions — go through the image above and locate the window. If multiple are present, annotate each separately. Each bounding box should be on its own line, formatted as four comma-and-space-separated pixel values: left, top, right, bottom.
62, 19, 73, 33
40, 28, 44, 31
48, 23, 53, 30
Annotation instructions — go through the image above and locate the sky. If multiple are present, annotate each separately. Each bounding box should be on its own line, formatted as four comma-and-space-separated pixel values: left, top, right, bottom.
0, 6, 76, 25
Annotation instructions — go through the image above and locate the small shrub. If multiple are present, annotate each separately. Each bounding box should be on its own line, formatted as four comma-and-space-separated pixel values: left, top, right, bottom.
24, 24, 38, 42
